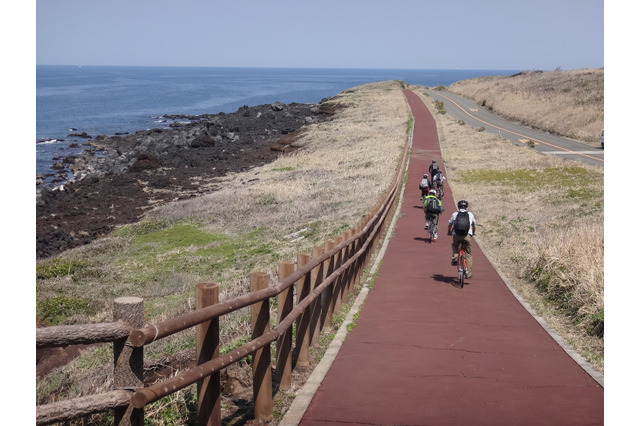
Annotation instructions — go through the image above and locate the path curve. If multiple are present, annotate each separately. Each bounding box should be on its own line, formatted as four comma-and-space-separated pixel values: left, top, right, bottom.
283, 90, 603, 425
427, 89, 604, 168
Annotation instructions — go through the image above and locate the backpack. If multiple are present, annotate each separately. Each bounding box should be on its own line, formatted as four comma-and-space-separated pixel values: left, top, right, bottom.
454, 211, 470, 235
424, 196, 440, 213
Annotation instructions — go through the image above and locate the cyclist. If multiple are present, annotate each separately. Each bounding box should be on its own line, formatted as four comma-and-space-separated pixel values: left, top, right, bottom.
423, 189, 445, 239
447, 200, 476, 278
428, 160, 440, 181
418, 173, 430, 200
432, 170, 446, 198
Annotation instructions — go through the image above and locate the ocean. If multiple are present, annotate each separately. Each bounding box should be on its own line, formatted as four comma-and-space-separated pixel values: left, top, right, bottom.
36, 65, 519, 176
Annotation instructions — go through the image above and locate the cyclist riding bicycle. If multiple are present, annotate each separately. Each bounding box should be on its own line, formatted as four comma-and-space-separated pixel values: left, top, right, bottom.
432, 170, 446, 198
423, 189, 445, 239
418, 173, 430, 200
447, 200, 476, 278
428, 160, 440, 182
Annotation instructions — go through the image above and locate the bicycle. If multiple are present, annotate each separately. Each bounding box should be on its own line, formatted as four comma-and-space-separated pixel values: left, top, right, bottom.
452, 239, 468, 288
426, 217, 436, 242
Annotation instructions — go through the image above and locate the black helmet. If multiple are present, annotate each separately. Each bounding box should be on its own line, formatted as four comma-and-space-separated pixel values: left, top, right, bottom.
457, 200, 468, 209
423, 174, 428, 178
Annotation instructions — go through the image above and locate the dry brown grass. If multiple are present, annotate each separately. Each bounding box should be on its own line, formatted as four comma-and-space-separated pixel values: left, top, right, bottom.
448, 69, 604, 144
145, 81, 408, 283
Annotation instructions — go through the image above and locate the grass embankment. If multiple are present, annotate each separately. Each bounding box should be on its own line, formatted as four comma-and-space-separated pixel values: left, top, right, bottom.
447, 68, 604, 145
36, 69, 604, 424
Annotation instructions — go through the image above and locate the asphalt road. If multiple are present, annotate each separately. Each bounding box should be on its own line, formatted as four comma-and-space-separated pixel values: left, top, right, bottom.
427, 90, 604, 168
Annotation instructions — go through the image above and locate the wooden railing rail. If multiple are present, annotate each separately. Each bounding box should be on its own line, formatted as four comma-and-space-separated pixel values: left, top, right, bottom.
36, 321, 131, 348
36, 390, 132, 425
130, 190, 395, 409
36, 116, 412, 425
126, 208, 383, 348
37, 296, 145, 425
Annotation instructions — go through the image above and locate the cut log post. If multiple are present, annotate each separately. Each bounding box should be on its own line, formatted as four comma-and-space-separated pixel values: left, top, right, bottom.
276, 261, 295, 391
250, 272, 272, 421
310, 245, 324, 347
295, 253, 311, 367
322, 240, 335, 332
113, 296, 144, 426
196, 283, 220, 426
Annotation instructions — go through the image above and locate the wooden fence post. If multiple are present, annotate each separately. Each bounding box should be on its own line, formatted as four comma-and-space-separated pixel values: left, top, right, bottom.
276, 261, 295, 391
355, 222, 365, 285
332, 236, 344, 315
341, 230, 353, 301
348, 228, 358, 293
195, 283, 220, 426
295, 253, 311, 368
113, 297, 144, 426
342, 230, 353, 295
310, 245, 324, 347
322, 240, 335, 332
250, 272, 272, 421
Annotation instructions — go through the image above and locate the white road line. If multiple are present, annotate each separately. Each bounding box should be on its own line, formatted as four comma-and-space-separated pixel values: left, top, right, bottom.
542, 151, 603, 155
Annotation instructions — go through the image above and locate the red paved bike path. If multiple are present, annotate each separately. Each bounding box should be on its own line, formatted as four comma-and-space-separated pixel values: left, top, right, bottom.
295, 90, 604, 425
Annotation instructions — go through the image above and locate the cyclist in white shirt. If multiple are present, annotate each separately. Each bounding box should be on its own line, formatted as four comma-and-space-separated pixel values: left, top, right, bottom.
447, 200, 476, 278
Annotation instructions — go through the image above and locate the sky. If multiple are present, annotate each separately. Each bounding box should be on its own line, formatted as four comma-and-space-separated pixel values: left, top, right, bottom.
34, 0, 605, 71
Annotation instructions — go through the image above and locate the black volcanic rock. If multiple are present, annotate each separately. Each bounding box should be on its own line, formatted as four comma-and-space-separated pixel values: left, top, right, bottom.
36, 101, 333, 259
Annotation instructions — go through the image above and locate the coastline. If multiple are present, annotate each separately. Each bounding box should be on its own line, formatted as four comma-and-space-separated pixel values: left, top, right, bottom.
36, 101, 332, 259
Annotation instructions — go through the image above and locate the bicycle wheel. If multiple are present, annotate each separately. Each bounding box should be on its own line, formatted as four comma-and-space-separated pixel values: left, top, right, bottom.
458, 249, 465, 288
438, 185, 444, 200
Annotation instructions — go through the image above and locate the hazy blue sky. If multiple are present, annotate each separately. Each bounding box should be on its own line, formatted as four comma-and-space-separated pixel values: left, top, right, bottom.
36, 0, 604, 70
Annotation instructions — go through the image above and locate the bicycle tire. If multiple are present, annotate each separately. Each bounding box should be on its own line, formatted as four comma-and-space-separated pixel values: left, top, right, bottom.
458, 246, 465, 288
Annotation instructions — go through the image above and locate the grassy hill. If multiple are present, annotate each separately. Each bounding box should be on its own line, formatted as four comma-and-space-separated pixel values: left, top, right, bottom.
447, 68, 604, 145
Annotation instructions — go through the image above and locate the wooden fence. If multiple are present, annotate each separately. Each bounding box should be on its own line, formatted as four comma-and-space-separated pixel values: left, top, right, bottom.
36, 136, 411, 426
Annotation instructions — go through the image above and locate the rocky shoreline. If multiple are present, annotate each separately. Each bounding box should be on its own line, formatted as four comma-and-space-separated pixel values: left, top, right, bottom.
36, 101, 336, 259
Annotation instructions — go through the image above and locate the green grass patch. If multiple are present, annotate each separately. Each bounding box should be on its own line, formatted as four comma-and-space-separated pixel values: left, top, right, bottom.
36, 258, 88, 279
112, 223, 278, 286
458, 167, 598, 195
406, 114, 414, 135
36, 295, 99, 326
112, 220, 169, 238
133, 223, 220, 247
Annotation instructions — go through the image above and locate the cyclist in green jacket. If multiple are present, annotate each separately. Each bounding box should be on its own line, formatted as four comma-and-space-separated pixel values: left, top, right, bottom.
423, 189, 444, 239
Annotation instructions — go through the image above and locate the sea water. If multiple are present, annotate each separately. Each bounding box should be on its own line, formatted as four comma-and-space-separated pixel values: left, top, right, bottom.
36, 66, 519, 176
